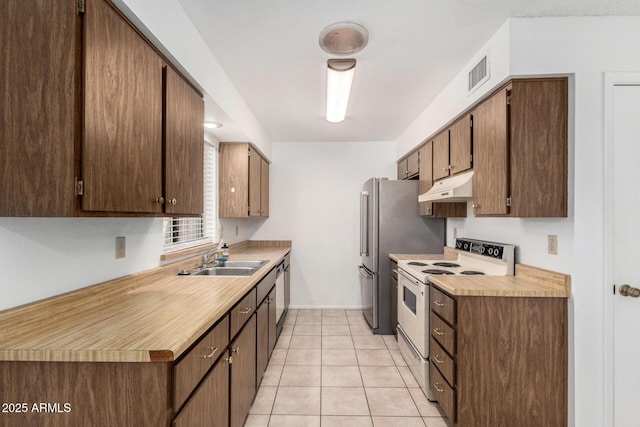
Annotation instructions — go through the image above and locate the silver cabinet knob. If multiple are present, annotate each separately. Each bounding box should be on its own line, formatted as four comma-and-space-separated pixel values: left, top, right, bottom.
169, 198, 177, 205
156, 197, 165, 204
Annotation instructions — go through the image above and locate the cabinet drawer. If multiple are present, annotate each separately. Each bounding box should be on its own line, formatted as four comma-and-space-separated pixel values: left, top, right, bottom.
173, 315, 229, 410
430, 285, 456, 325
431, 311, 456, 356
256, 267, 276, 305
231, 289, 256, 338
430, 361, 456, 423
430, 335, 455, 386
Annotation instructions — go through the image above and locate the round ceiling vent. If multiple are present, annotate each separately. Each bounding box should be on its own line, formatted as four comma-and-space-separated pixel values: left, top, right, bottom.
319, 22, 369, 55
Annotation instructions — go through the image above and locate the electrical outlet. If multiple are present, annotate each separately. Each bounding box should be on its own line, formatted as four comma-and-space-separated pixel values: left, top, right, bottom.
548, 235, 558, 255
116, 236, 126, 259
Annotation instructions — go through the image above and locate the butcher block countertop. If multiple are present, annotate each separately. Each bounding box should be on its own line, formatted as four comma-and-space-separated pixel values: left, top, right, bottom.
0, 241, 291, 363
429, 264, 570, 298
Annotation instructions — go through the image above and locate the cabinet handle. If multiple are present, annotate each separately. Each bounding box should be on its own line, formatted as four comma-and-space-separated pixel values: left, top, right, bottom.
433, 328, 445, 336
239, 307, 252, 315
472, 203, 480, 209
202, 347, 218, 359
156, 197, 165, 204
232, 347, 240, 355
433, 355, 444, 364
442, 167, 447, 172
225, 356, 233, 365
433, 382, 444, 393
169, 198, 177, 205
449, 165, 454, 170
433, 300, 445, 307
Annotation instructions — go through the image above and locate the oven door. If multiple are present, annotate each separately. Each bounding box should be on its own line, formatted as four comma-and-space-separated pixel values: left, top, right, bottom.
397, 269, 428, 357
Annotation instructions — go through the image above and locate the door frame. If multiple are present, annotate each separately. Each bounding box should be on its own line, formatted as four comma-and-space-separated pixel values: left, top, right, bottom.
602, 72, 640, 426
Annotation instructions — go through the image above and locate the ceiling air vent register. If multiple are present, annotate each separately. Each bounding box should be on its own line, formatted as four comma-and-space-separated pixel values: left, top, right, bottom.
468, 53, 489, 94
319, 22, 369, 55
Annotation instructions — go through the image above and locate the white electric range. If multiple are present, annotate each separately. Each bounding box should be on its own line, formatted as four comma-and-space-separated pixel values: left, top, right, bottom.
396, 238, 515, 400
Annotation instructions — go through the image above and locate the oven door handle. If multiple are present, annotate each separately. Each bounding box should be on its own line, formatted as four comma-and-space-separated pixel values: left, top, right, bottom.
398, 269, 422, 286
358, 265, 374, 279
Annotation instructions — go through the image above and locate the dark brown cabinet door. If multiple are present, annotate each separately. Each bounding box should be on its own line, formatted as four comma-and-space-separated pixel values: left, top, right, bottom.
449, 114, 472, 175
83, 0, 163, 213
406, 150, 419, 178
256, 300, 269, 386
509, 79, 568, 217
164, 67, 204, 215
261, 158, 270, 217
248, 146, 262, 216
472, 87, 510, 215
0, 0, 78, 216
432, 131, 450, 181
230, 314, 256, 427
173, 356, 229, 427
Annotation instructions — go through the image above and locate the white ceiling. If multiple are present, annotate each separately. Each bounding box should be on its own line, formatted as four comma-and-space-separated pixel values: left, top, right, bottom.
181, 0, 640, 143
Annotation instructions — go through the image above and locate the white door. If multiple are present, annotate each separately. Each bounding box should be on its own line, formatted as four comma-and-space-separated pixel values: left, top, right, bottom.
605, 76, 640, 426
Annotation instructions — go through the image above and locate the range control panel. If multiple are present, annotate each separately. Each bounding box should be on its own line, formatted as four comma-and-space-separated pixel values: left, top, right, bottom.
455, 238, 514, 260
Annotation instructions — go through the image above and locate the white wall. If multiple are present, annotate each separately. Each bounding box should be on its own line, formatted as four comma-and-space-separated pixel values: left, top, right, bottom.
0, 218, 164, 311
250, 140, 396, 308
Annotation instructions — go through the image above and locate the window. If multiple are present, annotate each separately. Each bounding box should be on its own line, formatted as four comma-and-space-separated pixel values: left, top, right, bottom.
162, 140, 217, 252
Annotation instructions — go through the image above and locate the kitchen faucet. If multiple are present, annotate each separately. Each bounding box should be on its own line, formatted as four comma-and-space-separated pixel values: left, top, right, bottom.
202, 242, 224, 266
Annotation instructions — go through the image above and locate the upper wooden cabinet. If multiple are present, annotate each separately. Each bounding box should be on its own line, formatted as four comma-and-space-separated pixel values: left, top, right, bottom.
0, 0, 204, 216
0, 0, 78, 216
219, 143, 270, 218
397, 150, 420, 179
418, 142, 467, 218
433, 115, 473, 181
472, 78, 568, 217
164, 67, 205, 215
83, 0, 164, 213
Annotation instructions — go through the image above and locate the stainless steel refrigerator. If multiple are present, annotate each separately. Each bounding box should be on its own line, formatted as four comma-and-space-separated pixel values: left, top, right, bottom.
359, 178, 445, 334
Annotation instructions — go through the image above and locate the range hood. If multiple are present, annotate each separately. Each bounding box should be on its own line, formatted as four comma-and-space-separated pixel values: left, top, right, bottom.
418, 170, 473, 203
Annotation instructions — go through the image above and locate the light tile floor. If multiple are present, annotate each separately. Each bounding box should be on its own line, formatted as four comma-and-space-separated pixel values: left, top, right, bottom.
245, 309, 448, 427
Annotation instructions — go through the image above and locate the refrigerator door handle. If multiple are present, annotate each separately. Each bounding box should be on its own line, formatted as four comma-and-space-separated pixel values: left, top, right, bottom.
358, 265, 374, 279
360, 191, 369, 256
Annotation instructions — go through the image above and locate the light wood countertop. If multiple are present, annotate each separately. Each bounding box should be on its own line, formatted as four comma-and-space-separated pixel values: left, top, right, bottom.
0, 242, 291, 363
429, 264, 571, 298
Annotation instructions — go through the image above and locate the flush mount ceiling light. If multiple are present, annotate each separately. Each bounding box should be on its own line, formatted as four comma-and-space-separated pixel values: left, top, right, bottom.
203, 121, 222, 129
319, 22, 369, 55
326, 58, 356, 123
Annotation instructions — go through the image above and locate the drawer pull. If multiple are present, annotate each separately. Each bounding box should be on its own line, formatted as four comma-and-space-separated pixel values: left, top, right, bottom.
433, 300, 445, 307
239, 307, 252, 314
203, 347, 218, 359
433, 355, 444, 364
433, 328, 445, 336
433, 382, 444, 393
232, 347, 240, 354
225, 356, 233, 365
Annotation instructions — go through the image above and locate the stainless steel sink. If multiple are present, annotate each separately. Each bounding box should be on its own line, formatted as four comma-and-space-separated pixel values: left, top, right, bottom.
179, 260, 268, 277
218, 260, 268, 269
194, 267, 256, 276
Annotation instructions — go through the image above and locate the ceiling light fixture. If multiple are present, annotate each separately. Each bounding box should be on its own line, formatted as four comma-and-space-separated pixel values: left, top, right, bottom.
326, 58, 356, 123
204, 121, 223, 129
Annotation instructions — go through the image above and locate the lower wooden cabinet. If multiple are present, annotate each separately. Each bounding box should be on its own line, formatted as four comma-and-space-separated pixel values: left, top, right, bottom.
429, 284, 568, 427
172, 354, 229, 427
230, 314, 257, 427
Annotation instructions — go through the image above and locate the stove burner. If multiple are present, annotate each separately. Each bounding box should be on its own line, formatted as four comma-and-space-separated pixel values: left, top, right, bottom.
460, 271, 485, 275
422, 269, 454, 275
433, 262, 460, 268
408, 261, 428, 266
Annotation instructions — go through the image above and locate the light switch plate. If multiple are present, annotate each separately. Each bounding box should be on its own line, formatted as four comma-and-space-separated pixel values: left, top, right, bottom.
548, 235, 558, 255
116, 236, 126, 259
